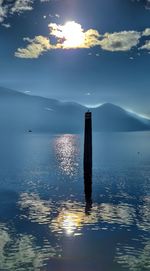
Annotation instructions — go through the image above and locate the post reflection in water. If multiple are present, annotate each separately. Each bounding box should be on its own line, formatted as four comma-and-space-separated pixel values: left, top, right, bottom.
84, 170, 92, 215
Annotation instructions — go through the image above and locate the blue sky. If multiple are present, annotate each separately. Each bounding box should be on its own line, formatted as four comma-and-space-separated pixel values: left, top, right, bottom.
0, 0, 150, 116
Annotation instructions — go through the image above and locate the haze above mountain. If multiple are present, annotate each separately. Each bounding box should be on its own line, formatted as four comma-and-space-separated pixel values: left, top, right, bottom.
0, 87, 149, 133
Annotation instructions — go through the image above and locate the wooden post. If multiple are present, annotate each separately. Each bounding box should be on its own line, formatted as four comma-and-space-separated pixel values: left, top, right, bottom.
84, 111, 92, 211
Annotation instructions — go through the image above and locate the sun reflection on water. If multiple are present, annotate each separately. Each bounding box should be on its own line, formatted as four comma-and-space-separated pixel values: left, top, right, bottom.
17, 193, 150, 270
50, 201, 97, 236
62, 213, 79, 235
54, 134, 80, 177
19, 193, 150, 237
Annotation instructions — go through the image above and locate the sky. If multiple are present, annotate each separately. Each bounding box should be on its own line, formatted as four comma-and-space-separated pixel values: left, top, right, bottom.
0, 0, 150, 116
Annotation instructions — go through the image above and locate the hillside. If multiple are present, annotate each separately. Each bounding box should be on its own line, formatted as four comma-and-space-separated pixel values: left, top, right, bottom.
0, 87, 149, 133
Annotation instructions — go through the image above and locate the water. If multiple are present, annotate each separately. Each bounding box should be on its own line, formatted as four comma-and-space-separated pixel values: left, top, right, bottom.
0, 132, 150, 271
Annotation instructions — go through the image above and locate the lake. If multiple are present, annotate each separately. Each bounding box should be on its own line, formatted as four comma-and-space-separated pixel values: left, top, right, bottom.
0, 132, 150, 271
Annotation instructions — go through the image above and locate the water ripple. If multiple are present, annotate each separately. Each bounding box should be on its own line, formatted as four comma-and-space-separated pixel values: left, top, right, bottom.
19, 193, 150, 236
0, 223, 61, 271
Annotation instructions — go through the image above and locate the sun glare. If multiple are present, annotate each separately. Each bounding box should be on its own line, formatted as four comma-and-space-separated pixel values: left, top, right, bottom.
62, 21, 85, 48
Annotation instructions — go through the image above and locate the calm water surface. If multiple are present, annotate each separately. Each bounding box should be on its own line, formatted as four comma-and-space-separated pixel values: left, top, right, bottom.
0, 132, 150, 271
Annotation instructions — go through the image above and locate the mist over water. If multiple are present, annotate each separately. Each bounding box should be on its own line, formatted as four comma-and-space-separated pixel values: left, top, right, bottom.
0, 132, 150, 271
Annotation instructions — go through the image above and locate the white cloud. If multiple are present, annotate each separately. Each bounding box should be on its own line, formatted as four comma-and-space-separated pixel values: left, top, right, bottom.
48, 22, 101, 49
143, 28, 150, 36
145, 0, 150, 10
15, 35, 52, 58
15, 21, 102, 58
140, 40, 150, 50
10, 0, 34, 14
0, 0, 34, 22
2, 22, 11, 28
132, 0, 150, 10
15, 20, 150, 58
0, 0, 51, 23
0, 0, 8, 23
99, 31, 141, 52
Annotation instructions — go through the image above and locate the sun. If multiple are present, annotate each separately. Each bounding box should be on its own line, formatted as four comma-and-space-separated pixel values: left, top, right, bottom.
62, 21, 85, 48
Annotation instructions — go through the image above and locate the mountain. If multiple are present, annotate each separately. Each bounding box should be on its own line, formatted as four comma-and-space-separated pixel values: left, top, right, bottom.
0, 87, 85, 133
93, 103, 150, 131
0, 87, 149, 133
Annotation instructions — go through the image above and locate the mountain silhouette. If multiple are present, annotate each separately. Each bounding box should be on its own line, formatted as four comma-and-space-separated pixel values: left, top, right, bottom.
0, 87, 149, 133
93, 103, 150, 131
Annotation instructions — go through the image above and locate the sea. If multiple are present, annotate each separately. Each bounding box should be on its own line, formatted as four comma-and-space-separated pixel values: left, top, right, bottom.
0, 131, 150, 271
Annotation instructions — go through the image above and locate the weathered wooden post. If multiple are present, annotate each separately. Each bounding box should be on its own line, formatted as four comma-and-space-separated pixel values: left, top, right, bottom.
84, 111, 92, 211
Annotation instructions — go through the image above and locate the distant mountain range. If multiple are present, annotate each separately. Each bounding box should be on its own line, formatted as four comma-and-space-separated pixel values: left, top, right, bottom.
0, 87, 150, 133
